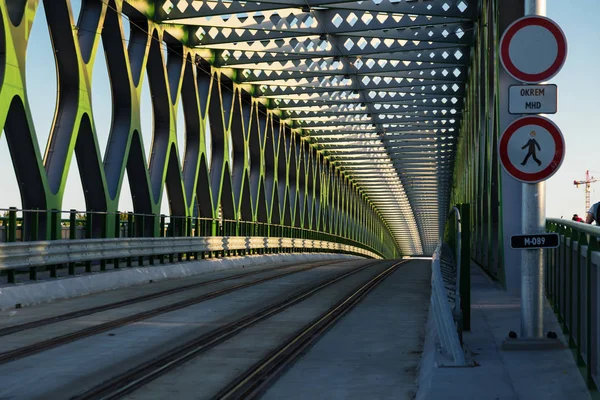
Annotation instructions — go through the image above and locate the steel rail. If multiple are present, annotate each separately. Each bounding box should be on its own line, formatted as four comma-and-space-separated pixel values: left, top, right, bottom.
214, 260, 406, 400
0, 236, 380, 273
547, 218, 600, 236
0, 260, 346, 338
70, 260, 396, 400
0, 260, 349, 365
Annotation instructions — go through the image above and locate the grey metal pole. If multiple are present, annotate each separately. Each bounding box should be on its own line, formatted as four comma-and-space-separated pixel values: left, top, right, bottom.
521, 182, 546, 338
525, 0, 546, 16
521, 0, 547, 339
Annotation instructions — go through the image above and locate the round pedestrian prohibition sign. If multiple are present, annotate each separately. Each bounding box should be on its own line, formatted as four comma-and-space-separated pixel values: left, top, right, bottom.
500, 16, 567, 83
499, 116, 565, 183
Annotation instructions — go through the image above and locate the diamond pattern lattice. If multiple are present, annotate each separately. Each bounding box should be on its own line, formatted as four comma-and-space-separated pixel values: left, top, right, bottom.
157, 0, 476, 255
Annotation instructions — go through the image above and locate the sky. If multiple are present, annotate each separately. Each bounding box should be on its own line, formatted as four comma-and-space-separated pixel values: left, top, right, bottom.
543, 0, 600, 218
0, 0, 598, 220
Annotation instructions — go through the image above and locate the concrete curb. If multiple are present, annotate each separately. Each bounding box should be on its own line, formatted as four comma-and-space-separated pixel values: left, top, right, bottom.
0, 253, 361, 311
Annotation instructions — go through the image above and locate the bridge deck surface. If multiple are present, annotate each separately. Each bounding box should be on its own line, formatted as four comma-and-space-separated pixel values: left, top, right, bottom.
419, 262, 591, 400
262, 259, 431, 400
0, 258, 431, 399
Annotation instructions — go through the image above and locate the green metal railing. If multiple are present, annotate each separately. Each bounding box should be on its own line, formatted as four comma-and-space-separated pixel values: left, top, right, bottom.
0, 207, 391, 259
546, 218, 600, 395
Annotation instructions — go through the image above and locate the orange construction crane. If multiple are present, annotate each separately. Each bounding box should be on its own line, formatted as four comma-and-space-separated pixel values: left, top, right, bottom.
574, 170, 599, 212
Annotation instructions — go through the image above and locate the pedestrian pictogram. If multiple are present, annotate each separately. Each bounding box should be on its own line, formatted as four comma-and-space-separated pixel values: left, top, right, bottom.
499, 16, 568, 83
499, 116, 565, 183
520, 130, 542, 166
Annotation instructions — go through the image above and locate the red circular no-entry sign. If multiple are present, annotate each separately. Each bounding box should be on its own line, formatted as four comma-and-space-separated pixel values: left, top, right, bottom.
500, 16, 567, 83
499, 116, 565, 183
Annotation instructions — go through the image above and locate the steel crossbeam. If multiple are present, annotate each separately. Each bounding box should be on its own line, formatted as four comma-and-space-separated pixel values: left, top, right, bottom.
0, 0, 480, 257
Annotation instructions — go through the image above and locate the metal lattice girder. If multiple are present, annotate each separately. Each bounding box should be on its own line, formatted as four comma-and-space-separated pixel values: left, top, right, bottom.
300, 119, 458, 129
239, 67, 467, 83
266, 89, 466, 105
277, 99, 465, 112
268, 80, 466, 95
0, 0, 399, 258
190, 24, 471, 48
160, 0, 475, 19
0, 0, 478, 257
212, 45, 469, 66
281, 104, 460, 114
169, 9, 468, 33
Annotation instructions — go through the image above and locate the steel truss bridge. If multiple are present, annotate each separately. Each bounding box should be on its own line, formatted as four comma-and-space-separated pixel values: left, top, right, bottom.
0, 0, 509, 273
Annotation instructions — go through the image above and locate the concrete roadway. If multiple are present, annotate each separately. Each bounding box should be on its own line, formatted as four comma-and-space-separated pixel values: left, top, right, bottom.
0, 258, 431, 399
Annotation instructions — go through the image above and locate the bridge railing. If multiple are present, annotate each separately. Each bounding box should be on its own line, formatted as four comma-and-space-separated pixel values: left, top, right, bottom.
0, 207, 389, 259
546, 218, 600, 390
429, 205, 471, 365
0, 235, 379, 284
430, 243, 466, 365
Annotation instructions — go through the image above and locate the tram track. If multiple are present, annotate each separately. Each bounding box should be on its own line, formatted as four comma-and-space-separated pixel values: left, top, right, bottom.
0, 260, 338, 338
69, 260, 404, 400
214, 261, 403, 400
0, 259, 355, 365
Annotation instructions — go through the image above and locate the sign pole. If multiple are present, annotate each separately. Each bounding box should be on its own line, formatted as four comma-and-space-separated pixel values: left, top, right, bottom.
521, 0, 546, 340
498, 0, 565, 349
521, 182, 545, 338
526, 0, 546, 15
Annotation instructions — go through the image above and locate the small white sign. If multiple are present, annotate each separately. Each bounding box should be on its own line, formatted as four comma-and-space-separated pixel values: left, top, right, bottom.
509, 84, 558, 114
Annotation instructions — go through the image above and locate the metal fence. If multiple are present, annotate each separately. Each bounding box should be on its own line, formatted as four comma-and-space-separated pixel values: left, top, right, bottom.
429, 204, 471, 365
546, 218, 600, 390
431, 243, 466, 365
0, 207, 388, 259
0, 235, 379, 284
